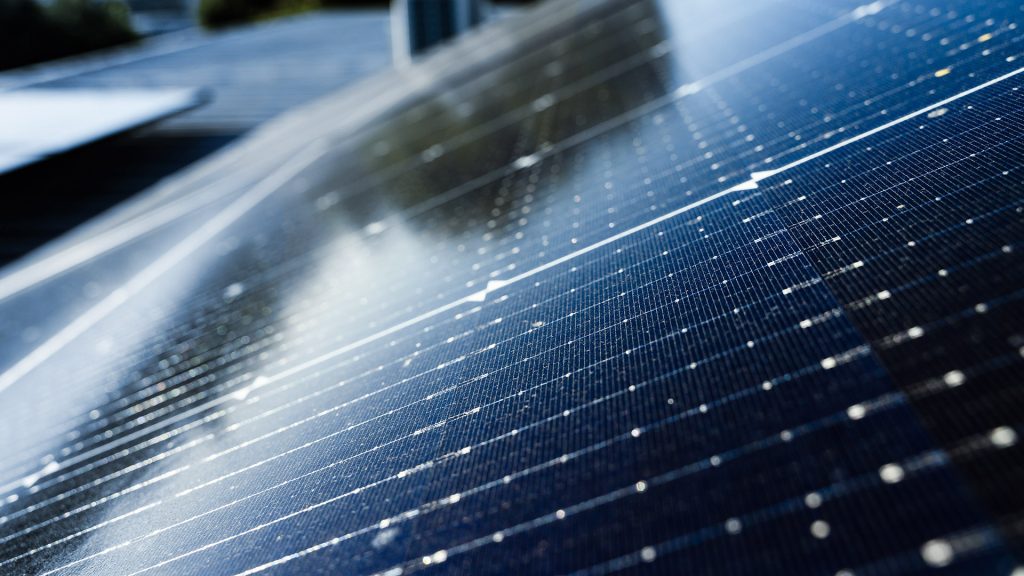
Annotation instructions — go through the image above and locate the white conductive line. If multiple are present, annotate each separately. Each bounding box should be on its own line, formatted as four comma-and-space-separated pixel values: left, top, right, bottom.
15, 264, 833, 574
249, 182, 749, 385
15, 45, 1020, 576
211, 4, 918, 386
0, 143, 327, 395
671, 1, 888, 99
748, 65, 1024, 183
0, 212, 782, 501
0, 1, 885, 302
253, 64, 1024, 386
0, 0, 892, 414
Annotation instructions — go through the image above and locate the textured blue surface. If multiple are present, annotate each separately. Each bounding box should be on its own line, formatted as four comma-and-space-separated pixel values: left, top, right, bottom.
0, 0, 1023, 574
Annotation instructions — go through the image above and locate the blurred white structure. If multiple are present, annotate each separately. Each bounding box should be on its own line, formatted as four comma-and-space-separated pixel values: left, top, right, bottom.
0, 88, 202, 174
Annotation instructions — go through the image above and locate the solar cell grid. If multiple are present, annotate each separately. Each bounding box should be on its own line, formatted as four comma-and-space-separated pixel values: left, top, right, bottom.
1, 0, 1023, 574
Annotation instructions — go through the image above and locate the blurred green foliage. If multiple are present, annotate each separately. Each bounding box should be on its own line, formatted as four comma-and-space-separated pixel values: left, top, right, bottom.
0, 0, 137, 71
199, 0, 385, 29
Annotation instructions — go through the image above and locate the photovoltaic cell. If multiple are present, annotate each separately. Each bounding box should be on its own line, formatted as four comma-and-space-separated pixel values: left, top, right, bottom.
0, 0, 1023, 574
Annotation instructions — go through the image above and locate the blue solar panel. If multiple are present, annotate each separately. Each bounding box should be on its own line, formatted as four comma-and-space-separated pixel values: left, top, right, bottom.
0, 0, 1023, 574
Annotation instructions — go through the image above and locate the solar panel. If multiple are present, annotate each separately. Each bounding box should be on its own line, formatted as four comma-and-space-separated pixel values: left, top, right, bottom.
0, 0, 1023, 574
0, 89, 203, 175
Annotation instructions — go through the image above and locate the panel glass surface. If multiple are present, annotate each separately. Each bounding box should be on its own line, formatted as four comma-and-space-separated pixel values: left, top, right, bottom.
1, 0, 1023, 574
